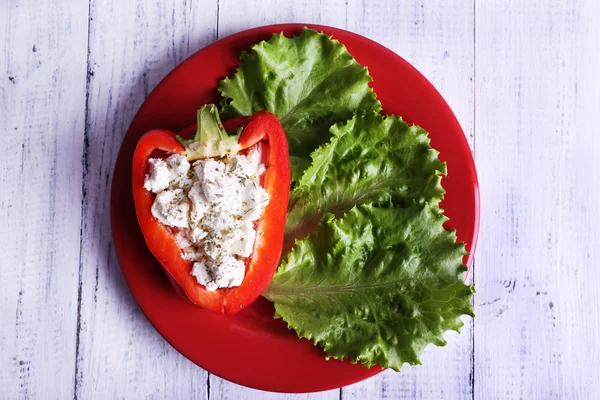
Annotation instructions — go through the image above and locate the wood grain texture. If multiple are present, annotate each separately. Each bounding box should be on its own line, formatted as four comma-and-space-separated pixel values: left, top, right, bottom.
474, 0, 600, 399
217, 0, 348, 38
2, 0, 600, 399
74, 1, 217, 399
0, 0, 88, 399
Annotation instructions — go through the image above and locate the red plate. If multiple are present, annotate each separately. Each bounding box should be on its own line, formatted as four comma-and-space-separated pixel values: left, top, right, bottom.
111, 24, 479, 393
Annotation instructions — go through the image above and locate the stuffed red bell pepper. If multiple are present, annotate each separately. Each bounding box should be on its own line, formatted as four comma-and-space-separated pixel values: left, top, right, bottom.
132, 104, 290, 314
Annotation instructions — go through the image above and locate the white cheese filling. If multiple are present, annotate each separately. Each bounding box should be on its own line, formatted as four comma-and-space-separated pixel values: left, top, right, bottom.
143, 148, 269, 291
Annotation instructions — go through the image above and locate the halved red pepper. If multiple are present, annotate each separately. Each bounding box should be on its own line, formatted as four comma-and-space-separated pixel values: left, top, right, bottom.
132, 105, 290, 314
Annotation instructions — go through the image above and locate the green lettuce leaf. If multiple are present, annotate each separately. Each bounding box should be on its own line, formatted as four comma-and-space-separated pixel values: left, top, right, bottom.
218, 27, 381, 181
263, 203, 473, 370
284, 112, 446, 249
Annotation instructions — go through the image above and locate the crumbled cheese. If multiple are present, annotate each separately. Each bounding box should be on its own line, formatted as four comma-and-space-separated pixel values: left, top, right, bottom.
143, 147, 269, 291
144, 154, 192, 193
151, 189, 190, 228
144, 158, 170, 193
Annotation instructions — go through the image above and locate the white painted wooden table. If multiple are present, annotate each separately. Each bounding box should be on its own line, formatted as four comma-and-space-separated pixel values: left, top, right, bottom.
2, 0, 599, 399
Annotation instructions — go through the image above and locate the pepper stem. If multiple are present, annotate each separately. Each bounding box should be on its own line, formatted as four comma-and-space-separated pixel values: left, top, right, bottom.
177, 104, 242, 161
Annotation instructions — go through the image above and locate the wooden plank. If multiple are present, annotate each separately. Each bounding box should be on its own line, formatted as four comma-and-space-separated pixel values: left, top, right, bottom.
217, 0, 349, 38
474, 0, 600, 399
342, 0, 475, 399
74, 1, 217, 399
0, 0, 88, 399
209, 385, 340, 400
